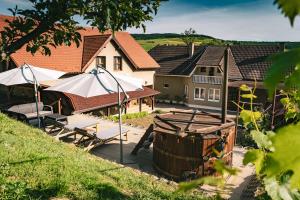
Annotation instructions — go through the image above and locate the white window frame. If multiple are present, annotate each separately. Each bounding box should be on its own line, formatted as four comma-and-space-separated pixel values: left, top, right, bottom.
208, 88, 221, 102
194, 87, 205, 101
163, 83, 169, 89
184, 85, 189, 98
96, 56, 106, 68
113, 56, 122, 71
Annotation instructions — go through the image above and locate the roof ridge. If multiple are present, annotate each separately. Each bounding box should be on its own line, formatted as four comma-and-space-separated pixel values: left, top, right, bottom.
83, 34, 112, 38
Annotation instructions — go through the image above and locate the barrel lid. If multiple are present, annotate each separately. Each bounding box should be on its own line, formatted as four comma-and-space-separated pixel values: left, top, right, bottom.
154, 110, 235, 136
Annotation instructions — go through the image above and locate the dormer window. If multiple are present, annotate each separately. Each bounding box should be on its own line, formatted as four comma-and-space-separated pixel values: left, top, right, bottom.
208, 67, 214, 76
114, 56, 122, 71
96, 56, 106, 69
200, 67, 206, 72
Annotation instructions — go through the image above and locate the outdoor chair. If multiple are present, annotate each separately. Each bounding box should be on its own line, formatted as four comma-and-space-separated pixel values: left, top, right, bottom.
74, 126, 128, 151
4, 102, 53, 123
52, 118, 100, 140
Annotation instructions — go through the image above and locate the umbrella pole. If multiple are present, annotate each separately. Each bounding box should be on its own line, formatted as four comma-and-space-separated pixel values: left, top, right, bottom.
34, 81, 40, 128
26, 64, 40, 128
118, 85, 123, 164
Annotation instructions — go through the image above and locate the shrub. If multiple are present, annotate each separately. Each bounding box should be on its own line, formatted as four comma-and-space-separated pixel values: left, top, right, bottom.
153, 109, 164, 114
174, 95, 183, 102
107, 111, 149, 122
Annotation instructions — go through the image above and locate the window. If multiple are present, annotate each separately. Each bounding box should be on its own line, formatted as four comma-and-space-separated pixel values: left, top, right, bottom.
194, 88, 205, 100
184, 85, 189, 97
208, 67, 214, 76
163, 83, 169, 88
208, 88, 221, 102
114, 56, 122, 70
96, 56, 106, 68
200, 67, 206, 72
215, 89, 220, 101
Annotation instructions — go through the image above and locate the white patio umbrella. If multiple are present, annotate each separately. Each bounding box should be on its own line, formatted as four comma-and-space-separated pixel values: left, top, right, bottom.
45, 68, 144, 163
0, 63, 66, 127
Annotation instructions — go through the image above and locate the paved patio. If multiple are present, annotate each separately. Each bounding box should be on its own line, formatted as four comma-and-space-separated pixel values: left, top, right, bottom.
90, 117, 157, 175
53, 114, 255, 199
85, 116, 254, 199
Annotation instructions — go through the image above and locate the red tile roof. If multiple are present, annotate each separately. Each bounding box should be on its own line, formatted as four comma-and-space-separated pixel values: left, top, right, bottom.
81, 34, 112, 68
0, 15, 159, 72
64, 87, 160, 113
0, 14, 14, 31
113, 32, 160, 69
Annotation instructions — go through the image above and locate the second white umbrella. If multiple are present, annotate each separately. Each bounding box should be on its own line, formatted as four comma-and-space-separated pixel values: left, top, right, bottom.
45, 68, 144, 163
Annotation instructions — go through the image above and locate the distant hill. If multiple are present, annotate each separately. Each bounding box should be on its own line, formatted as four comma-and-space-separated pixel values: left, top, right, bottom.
132, 33, 300, 51
132, 33, 225, 51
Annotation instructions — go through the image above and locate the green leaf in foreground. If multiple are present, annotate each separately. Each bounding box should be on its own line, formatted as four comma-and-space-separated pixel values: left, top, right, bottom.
274, 0, 300, 26
240, 110, 262, 126
241, 94, 257, 99
177, 176, 222, 193
264, 49, 300, 95
243, 149, 265, 174
240, 84, 251, 92
251, 130, 274, 151
266, 122, 300, 190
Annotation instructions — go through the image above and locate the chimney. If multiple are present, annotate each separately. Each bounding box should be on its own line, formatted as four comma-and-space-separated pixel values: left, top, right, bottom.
279, 42, 285, 52
188, 42, 195, 57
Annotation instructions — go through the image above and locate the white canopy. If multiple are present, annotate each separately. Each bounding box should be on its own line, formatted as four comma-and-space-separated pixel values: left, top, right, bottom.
45, 68, 144, 164
0, 64, 65, 86
45, 69, 144, 97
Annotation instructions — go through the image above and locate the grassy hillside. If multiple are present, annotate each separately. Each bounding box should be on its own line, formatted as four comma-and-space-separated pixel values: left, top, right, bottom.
133, 33, 300, 51
0, 113, 209, 200
133, 33, 226, 51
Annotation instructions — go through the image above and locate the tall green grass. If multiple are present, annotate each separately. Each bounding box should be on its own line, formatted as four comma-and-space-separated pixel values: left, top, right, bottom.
0, 113, 210, 199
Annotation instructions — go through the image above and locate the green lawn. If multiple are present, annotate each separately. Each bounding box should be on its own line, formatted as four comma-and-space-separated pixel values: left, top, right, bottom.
0, 113, 210, 200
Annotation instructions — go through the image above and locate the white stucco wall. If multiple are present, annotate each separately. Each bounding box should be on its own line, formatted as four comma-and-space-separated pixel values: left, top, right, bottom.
84, 41, 155, 86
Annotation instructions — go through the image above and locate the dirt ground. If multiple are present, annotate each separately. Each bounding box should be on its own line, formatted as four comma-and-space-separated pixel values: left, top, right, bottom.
123, 114, 156, 128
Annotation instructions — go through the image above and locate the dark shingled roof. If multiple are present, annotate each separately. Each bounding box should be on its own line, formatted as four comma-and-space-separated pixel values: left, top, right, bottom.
151, 44, 281, 81
230, 45, 281, 81
148, 45, 206, 76
197, 46, 225, 66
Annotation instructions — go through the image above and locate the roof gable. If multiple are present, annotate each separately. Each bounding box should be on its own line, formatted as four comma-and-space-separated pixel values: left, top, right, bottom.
149, 45, 205, 75
197, 46, 225, 66
81, 34, 112, 70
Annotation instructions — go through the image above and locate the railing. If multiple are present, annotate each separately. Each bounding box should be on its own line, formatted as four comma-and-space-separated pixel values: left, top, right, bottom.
192, 75, 223, 84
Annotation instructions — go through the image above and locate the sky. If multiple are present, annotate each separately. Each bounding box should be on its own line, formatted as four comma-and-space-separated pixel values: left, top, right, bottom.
1, 0, 300, 41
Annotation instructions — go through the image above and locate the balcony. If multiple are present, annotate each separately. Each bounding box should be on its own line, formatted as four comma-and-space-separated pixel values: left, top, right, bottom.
192, 75, 223, 85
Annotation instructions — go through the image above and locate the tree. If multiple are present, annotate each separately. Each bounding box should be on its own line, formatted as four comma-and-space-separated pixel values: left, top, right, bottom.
0, 0, 163, 70
181, 28, 197, 45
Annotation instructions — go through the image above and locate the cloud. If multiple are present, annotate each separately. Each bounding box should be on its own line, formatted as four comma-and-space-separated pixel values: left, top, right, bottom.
128, 1, 300, 41
2, 0, 31, 6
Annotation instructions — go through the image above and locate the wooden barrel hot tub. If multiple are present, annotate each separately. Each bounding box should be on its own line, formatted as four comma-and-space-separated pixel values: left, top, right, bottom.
153, 111, 236, 181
